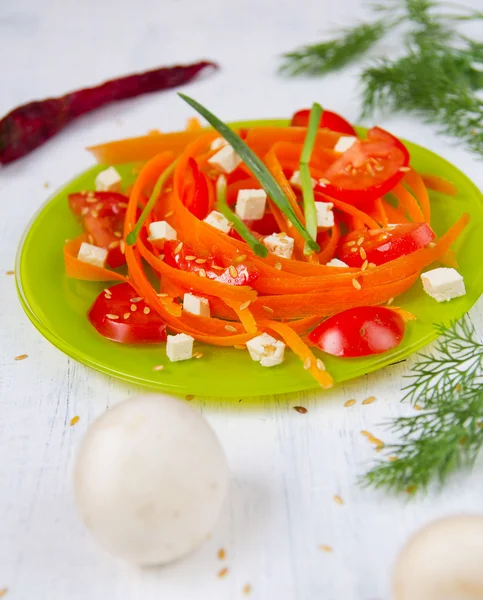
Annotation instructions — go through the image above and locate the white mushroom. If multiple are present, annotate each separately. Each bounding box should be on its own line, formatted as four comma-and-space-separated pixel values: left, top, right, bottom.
73, 394, 229, 566
393, 515, 483, 600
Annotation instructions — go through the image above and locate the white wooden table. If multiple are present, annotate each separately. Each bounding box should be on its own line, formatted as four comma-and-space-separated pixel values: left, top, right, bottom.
1, 1, 483, 598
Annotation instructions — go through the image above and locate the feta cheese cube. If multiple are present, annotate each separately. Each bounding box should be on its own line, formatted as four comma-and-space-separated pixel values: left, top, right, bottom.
334, 136, 357, 153
290, 169, 316, 188
235, 189, 267, 221
166, 333, 194, 362
148, 221, 177, 241
315, 201, 335, 228
183, 293, 210, 318
326, 258, 349, 268
203, 210, 232, 234
210, 137, 228, 151
77, 242, 108, 268
263, 232, 294, 260
420, 268, 466, 302
208, 144, 242, 174
95, 166, 122, 192
246, 333, 285, 367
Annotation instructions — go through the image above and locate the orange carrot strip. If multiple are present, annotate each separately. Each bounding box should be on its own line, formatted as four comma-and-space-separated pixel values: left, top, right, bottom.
318, 221, 341, 264
403, 169, 431, 222
64, 235, 126, 282
266, 321, 334, 388
315, 191, 380, 229
420, 173, 458, 196
392, 183, 425, 222
374, 198, 388, 227
245, 127, 339, 155
224, 299, 258, 334
381, 200, 410, 224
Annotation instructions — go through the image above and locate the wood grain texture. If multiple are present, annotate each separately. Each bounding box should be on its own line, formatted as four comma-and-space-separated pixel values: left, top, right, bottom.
1, 0, 483, 598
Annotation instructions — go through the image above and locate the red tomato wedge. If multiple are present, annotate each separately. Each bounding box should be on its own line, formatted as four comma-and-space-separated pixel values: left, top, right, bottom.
337, 222, 435, 268
308, 306, 405, 357
182, 157, 210, 220
68, 191, 128, 268
88, 282, 167, 344
317, 127, 410, 204
290, 108, 357, 136
163, 241, 260, 286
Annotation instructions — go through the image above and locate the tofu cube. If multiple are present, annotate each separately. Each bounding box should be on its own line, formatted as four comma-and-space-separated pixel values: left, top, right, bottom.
246, 333, 285, 367
334, 136, 357, 153
203, 210, 232, 234
95, 166, 122, 192
208, 144, 242, 174
235, 189, 267, 221
210, 137, 228, 151
315, 201, 335, 228
290, 169, 316, 188
166, 333, 194, 362
263, 232, 294, 260
77, 242, 108, 268
183, 293, 210, 318
326, 258, 349, 268
420, 268, 466, 302
148, 221, 177, 241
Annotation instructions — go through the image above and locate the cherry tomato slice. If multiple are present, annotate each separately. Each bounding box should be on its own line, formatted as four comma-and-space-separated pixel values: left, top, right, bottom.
337, 222, 435, 268
317, 127, 410, 204
163, 241, 260, 286
290, 108, 357, 136
88, 283, 167, 344
308, 306, 405, 357
69, 191, 128, 268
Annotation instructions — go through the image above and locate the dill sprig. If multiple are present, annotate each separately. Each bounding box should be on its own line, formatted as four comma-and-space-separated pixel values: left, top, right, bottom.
363, 318, 483, 493
280, 0, 483, 156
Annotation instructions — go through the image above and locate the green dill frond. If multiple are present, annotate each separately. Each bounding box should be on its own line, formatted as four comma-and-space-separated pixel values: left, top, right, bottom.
279, 21, 388, 76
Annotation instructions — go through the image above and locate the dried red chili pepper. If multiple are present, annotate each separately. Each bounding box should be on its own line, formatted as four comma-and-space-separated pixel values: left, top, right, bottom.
0, 60, 217, 164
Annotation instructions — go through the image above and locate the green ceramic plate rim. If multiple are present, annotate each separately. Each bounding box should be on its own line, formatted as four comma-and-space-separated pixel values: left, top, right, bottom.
15, 119, 483, 396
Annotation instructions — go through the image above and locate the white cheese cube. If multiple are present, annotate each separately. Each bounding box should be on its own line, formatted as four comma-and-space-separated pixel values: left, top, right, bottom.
235, 189, 267, 221
77, 242, 108, 268
290, 169, 316, 188
148, 221, 177, 241
315, 201, 335, 228
210, 137, 228, 151
203, 210, 232, 234
263, 232, 294, 260
420, 268, 466, 302
334, 136, 357, 153
183, 293, 210, 318
166, 333, 194, 362
208, 144, 242, 174
246, 333, 285, 367
95, 166, 122, 192
326, 258, 349, 268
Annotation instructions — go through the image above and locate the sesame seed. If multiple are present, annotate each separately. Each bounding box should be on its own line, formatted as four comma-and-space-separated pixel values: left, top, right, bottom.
347, 241, 356, 247
195, 352, 204, 359
185, 394, 195, 401
5, 270, 14, 275
86, 196, 97, 204
123, 312, 130, 319
234, 344, 246, 350
120, 240, 125, 254
294, 406, 308, 414
319, 545, 333, 553
217, 567, 229, 578
239, 300, 251, 311
361, 430, 373, 437
88, 234, 94, 244
195, 258, 207, 264
81, 207, 89, 216
69, 415, 80, 426
360, 247, 367, 260
91, 210, 99, 218
153, 365, 165, 371
366, 162, 375, 176
165, 210, 174, 218
103, 288, 112, 295
225, 325, 237, 332
185, 255, 196, 261
274, 262, 282, 270
262, 305, 274, 314
399, 166, 411, 172
316, 358, 326, 371
212, 265, 225, 271
130, 297, 142, 303
377, 233, 388, 242
108, 240, 120, 249
95, 202, 104, 211
303, 357, 312, 370
229, 265, 238, 278
14, 354, 28, 361
234, 254, 247, 264
428, 241, 436, 248
243, 583, 252, 595
333, 495, 344, 505
368, 262, 376, 269
106, 313, 119, 320
157, 293, 169, 297
217, 548, 226, 560
361, 260, 368, 270
344, 399, 356, 407
356, 236, 364, 246
350, 247, 358, 253
114, 231, 122, 238
158, 254, 165, 260
130, 304, 137, 311
352, 278, 362, 290
143, 307, 150, 315
319, 178, 330, 186
362, 395, 376, 405
199, 268, 207, 278
174, 242, 183, 255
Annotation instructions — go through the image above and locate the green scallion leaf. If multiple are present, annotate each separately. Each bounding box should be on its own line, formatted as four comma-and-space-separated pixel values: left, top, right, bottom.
300, 102, 322, 241
178, 93, 319, 252
215, 175, 268, 258
126, 159, 178, 245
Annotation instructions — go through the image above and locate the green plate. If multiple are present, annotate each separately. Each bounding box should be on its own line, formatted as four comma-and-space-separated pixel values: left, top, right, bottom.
16, 120, 483, 396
